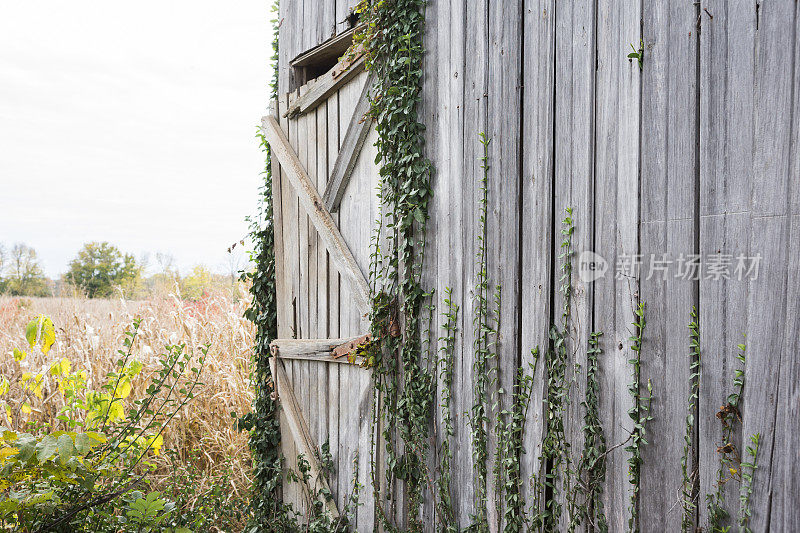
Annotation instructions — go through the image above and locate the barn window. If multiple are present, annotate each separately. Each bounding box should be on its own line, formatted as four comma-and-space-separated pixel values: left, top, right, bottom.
290, 24, 362, 88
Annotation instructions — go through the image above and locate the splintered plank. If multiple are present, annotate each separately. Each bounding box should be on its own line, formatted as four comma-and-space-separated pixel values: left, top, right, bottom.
285, 53, 366, 118
261, 114, 371, 317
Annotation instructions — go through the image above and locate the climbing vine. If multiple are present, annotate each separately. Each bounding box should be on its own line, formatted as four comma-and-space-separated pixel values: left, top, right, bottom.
500, 358, 538, 533
705, 340, 747, 532
572, 331, 608, 532
680, 308, 701, 532
470, 132, 495, 531
626, 302, 652, 533
355, 0, 434, 529
436, 287, 458, 532
532, 207, 576, 531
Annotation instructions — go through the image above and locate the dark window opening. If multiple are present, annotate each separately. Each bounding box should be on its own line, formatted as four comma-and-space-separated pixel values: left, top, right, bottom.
290, 22, 362, 89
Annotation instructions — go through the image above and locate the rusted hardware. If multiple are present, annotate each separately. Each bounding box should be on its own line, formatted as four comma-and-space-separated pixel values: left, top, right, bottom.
332, 333, 371, 359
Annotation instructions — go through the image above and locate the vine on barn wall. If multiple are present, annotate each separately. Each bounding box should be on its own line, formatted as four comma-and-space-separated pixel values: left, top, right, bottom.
355, 0, 434, 529
470, 132, 497, 531
626, 302, 652, 533
681, 309, 702, 532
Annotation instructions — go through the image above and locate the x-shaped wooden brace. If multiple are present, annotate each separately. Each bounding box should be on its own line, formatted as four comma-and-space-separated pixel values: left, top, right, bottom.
260, 68, 376, 521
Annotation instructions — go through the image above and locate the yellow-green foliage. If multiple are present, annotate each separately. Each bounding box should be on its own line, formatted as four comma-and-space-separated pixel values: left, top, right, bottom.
0, 293, 255, 530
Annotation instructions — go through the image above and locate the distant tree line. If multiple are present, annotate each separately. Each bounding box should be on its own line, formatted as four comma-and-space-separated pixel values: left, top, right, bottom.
0, 241, 246, 300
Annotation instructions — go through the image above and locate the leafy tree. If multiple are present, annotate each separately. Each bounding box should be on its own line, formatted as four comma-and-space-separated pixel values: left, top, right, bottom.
65, 242, 141, 298
181, 265, 216, 300
4, 243, 49, 296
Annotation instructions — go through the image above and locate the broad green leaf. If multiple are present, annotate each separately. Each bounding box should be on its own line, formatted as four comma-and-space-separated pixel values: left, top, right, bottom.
12, 348, 26, 361
25, 317, 39, 348
74, 433, 92, 454
57, 433, 75, 463
36, 435, 58, 462
15, 433, 37, 462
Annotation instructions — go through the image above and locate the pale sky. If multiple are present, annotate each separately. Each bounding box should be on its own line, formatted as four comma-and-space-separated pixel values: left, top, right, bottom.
0, 1, 275, 277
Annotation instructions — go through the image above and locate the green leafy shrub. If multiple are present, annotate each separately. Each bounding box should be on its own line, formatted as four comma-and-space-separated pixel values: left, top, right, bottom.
0, 315, 205, 531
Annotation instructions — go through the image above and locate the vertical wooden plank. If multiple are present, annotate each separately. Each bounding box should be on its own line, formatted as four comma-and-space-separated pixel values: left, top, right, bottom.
280, 96, 299, 342
486, 1, 524, 530
774, 215, 800, 532
456, 0, 488, 526
325, 89, 344, 510
638, 0, 698, 529
698, 1, 755, 529
740, 2, 797, 529
773, 12, 800, 530
356, 368, 375, 531
336, 0, 356, 34
356, 130, 379, 532
307, 107, 319, 343
322, 0, 337, 41
283, 361, 304, 516
593, 0, 641, 529
315, 99, 331, 495
278, 89, 301, 514
296, 85, 311, 342
278, 0, 291, 95
291, 83, 313, 516
304, 102, 320, 462
552, 0, 596, 526
520, 0, 555, 517
421, 0, 440, 529
335, 78, 357, 522
272, 99, 289, 341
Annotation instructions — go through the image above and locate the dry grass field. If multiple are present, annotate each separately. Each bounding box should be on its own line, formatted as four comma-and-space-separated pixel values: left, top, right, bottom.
0, 289, 255, 527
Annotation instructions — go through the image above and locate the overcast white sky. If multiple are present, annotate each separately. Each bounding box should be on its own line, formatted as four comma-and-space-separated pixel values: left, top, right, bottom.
0, 1, 276, 277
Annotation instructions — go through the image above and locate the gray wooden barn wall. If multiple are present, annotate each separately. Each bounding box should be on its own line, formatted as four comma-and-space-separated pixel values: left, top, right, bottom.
273, 0, 799, 531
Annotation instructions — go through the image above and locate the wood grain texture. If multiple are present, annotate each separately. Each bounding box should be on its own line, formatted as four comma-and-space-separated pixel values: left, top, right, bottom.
638, 1, 698, 529
519, 0, 555, 515
593, 0, 641, 530
285, 55, 366, 118
262, 114, 371, 316
698, 1, 755, 528
740, 2, 797, 530
486, 2, 523, 530
323, 73, 374, 212
275, 358, 340, 519
552, 0, 596, 527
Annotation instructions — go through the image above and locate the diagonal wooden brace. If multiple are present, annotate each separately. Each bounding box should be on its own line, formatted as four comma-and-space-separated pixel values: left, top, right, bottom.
261, 115, 371, 318
270, 356, 340, 519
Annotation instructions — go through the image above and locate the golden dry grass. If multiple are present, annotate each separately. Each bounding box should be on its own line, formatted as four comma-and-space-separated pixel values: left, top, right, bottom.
0, 289, 255, 509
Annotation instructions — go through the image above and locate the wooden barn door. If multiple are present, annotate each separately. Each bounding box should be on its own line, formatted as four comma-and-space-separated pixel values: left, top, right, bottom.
262, 48, 380, 529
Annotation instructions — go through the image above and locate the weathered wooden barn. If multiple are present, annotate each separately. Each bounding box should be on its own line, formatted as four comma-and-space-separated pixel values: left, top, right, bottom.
261, 0, 799, 531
